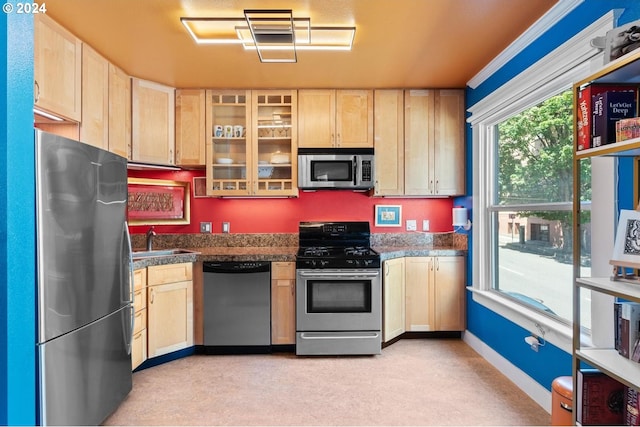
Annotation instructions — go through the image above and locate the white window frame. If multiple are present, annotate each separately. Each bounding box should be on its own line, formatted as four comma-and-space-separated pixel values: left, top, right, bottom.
467, 11, 617, 354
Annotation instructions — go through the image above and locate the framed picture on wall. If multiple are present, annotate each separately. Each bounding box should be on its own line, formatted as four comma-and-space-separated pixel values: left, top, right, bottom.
127, 178, 191, 225
374, 205, 402, 227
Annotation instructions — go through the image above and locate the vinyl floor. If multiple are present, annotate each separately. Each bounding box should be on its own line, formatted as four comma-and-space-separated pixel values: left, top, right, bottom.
103, 338, 551, 426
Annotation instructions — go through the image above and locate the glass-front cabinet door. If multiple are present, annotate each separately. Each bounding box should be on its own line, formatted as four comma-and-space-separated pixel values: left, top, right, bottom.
252, 90, 298, 196
205, 90, 252, 196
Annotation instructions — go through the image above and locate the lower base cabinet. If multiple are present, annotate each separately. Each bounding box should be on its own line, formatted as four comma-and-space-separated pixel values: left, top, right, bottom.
147, 262, 194, 358
132, 262, 194, 369
131, 268, 147, 370
383, 257, 406, 342
383, 256, 465, 343
271, 261, 296, 345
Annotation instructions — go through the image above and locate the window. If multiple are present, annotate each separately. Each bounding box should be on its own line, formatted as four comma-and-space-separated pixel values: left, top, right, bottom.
490, 90, 591, 324
468, 12, 617, 351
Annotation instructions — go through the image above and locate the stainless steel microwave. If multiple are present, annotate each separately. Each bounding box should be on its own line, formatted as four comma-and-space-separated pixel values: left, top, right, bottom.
297, 148, 375, 190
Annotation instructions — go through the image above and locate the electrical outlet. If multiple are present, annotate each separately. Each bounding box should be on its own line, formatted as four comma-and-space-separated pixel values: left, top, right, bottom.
406, 219, 417, 231
422, 220, 430, 231
200, 222, 212, 233
222, 222, 230, 233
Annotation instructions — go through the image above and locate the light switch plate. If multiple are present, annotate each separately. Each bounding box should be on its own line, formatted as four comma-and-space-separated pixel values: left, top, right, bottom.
406, 219, 417, 231
222, 222, 230, 233
200, 222, 212, 233
422, 220, 430, 231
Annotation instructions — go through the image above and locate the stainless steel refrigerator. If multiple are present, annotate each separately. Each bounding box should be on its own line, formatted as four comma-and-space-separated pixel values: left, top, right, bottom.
35, 130, 133, 426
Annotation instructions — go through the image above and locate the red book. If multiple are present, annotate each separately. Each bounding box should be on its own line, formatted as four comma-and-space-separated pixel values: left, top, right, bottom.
576, 84, 638, 150
577, 369, 624, 425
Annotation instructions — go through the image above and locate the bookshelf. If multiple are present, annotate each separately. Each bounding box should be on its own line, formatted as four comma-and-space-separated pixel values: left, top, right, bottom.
573, 48, 640, 425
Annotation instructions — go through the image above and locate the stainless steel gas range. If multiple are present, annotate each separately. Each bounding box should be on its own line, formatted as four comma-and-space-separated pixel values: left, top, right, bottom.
295, 221, 381, 356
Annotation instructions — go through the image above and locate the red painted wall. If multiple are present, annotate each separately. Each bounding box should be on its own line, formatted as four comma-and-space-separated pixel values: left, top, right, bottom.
128, 170, 454, 235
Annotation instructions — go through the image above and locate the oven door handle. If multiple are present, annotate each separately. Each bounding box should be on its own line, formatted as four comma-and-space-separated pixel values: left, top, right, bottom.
298, 271, 380, 278
299, 332, 380, 340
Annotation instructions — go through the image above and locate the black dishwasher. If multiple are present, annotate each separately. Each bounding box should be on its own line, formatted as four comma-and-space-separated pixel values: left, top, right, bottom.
202, 261, 271, 354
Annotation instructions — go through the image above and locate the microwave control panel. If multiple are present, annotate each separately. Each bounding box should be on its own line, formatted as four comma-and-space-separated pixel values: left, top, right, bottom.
362, 160, 372, 182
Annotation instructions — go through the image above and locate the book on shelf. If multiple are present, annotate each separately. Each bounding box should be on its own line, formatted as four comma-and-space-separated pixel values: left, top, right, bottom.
578, 369, 625, 425
626, 387, 640, 426
616, 117, 640, 142
577, 84, 638, 150
616, 301, 640, 359
592, 90, 637, 147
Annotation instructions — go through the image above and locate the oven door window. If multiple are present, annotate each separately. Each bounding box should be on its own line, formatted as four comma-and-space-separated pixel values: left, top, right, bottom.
307, 280, 372, 313
310, 160, 353, 182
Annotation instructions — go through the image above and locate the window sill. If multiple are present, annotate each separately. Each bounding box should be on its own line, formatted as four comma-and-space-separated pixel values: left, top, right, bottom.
468, 287, 573, 354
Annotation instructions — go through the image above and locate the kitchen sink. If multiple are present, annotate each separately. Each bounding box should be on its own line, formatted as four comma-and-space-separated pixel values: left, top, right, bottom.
131, 249, 198, 260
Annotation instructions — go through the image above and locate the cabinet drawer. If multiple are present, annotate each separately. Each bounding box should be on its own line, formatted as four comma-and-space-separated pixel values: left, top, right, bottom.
147, 262, 192, 285
272, 262, 295, 280
133, 287, 147, 312
133, 268, 147, 291
131, 328, 147, 370
133, 308, 147, 335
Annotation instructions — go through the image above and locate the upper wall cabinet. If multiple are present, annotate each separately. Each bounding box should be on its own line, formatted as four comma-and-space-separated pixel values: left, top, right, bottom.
205, 90, 252, 196
108, 64, 132, 159
433, 90, 466, 195
374, 90, 405, 196
34, 14, 82, 122
80, 44, 109, 150
131, 78, 176, 165
375, 89, 465, 197
175, 89, 206, 167
298, 89, 373, 148
204, 90, 298, 197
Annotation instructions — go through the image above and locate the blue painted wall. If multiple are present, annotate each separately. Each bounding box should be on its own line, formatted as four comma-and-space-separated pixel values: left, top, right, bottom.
465, 0, 640, 392
1, 6, 36, 425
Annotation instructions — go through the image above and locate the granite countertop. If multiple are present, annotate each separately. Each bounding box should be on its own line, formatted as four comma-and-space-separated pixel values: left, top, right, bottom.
130, 232, 467, 269
187, 246, 298, 262
132, 246, 466, 269
374, 246, 467, 260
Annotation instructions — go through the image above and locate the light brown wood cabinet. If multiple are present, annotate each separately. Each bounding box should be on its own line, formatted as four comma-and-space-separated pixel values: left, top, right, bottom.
175, 89, 206, 167
383, 257, 405, 342
404, 89, 465, 196
146, 263, 194, 358
34, 13, 82, 122
271, 262, 296, 345
405, 256, 465, 332
298, 89, 373, 148
374, 90, 405, 196
131, 78, 176, 165
80, 44, 109, 150
131, 268, 147, 370
205, 90, 298, 196
108, 64, 131, 159
252, 90, 298, 196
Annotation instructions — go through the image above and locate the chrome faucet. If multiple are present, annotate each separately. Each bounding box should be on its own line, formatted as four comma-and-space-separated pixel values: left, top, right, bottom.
145, 226, 156, 251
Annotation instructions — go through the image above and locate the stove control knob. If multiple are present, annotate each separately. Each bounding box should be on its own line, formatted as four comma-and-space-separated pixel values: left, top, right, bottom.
321, 260, 329, 267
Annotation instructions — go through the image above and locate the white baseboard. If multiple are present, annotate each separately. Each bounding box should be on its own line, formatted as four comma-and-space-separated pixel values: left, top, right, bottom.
463, 331, 552, 414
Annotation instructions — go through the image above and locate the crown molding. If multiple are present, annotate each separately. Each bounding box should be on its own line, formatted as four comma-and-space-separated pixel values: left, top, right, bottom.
467, 0, 584, 89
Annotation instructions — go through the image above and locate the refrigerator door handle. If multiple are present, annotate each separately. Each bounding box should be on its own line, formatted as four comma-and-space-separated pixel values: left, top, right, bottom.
123, 221, 134, 354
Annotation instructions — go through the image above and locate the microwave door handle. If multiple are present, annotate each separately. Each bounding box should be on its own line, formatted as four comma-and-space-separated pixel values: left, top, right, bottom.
353, 156, 358, 186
